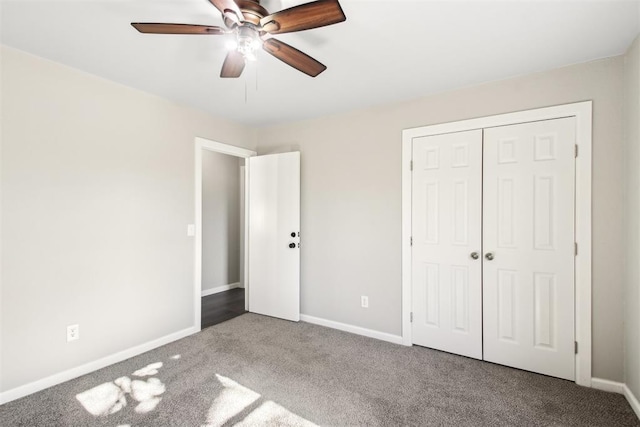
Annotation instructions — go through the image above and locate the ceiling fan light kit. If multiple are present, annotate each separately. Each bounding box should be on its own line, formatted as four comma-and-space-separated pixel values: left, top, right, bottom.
234, 25, 262, 61
131, 0, 346, 78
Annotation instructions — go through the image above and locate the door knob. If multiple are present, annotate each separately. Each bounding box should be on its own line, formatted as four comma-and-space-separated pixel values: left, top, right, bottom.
470, 252, 479, 260
288, 243, 296, 249
485, 252, 495, 261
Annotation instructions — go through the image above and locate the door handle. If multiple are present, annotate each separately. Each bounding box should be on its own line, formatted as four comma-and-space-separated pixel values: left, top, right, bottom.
288, 243, 296, 249
470, 252, 479, 260
485, 252, 495, 261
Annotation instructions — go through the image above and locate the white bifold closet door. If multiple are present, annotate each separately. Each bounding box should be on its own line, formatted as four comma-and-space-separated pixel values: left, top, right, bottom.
411, 117, 576, 381
411, 130, 483, 360
483, 118, 576, 381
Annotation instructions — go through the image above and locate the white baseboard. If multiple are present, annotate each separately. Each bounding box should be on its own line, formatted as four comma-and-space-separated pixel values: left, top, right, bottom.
0, 326, 198, 405
201, 282, 240, 297
300, 314, 403, 345
591, 378, 640, 420
624, 384, 640, 420
591, 377, 625, 394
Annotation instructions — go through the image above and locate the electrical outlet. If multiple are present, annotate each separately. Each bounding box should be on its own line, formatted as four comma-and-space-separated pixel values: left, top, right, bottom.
67, 324, 79, 342
361, 296, 369, 308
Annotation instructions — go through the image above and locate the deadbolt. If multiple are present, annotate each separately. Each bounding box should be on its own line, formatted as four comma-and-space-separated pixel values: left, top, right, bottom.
291, 232, 296, 237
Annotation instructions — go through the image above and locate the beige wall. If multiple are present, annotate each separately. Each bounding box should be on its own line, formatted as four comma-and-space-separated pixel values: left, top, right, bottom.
624, 34, 640, 400
257, 56, 626, 381
202, 151, 242, 292
0, 46, 255, 392
0, 41, 633, 393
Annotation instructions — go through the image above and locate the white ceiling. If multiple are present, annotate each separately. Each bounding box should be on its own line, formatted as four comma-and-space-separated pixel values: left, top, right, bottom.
1, 0, 639, 127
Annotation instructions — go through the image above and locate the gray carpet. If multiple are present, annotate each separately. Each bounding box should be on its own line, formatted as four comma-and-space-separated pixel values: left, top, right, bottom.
1, 313, 638, 426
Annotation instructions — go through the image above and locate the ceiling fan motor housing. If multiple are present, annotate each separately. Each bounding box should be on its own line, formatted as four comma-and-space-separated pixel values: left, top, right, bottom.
224, 0, 269, 28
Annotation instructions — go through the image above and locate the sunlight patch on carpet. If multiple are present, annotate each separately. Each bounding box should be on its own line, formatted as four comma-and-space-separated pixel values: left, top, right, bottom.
204, 375, 316, 427
236, 401, 316, 427
133, 362, 163, 377
131, 378, 165, 413
204, 374, 261, 427
75, 357, 315, 425
76, 362, 166, 417
76, 382, 127, 416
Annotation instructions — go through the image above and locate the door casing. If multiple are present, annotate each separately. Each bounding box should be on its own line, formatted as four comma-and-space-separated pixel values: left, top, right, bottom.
401, 101, 593, 387
194, 137, 257, 331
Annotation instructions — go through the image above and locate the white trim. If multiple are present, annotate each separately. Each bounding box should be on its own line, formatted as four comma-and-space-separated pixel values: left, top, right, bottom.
624, 384, 640, 420
591, 378, 625, 394
573, 104, 593, 388
201, 282, 241, 297
195, 137, 256, 158
401, 101, 593, 386
0, 326, 198, 405
195, 137, 256, 332
401, 128, 413, 347
593, 379, 640, 420
300, 314, 403, 345
243, 164, 250, 312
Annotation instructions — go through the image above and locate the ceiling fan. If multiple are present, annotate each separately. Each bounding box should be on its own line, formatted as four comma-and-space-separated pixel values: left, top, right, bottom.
131, 0, 346, 78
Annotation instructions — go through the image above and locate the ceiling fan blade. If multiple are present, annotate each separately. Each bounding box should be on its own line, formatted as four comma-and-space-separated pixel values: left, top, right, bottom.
262, 38, 326, 77
131, 23, 227, 35
208, 0, 244, 23
260, 0, 345, 34
220, 51, 246, 78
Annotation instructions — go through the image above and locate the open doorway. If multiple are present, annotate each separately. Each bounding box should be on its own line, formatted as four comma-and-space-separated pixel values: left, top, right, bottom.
194, 138, 257, 331
201, 151, 244, 328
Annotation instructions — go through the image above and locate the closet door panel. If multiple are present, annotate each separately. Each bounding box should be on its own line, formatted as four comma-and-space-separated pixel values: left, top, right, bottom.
412, 130, 483, 359
483, 118, 576, 380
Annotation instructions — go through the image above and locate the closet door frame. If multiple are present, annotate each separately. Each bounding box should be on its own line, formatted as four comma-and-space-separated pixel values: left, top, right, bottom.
401, 101, 592, 387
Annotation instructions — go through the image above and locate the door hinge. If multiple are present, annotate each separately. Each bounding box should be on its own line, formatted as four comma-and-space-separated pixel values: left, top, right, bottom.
575, 242, 578, 256
575, 341, 578, 354
410, 312, 413, 323
575, 144, 578, 158
410, 160, 413, 171
410, 236, 413, 246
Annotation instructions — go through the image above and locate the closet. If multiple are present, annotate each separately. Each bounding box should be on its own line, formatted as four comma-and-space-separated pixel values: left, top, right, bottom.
410, 116, 576, 381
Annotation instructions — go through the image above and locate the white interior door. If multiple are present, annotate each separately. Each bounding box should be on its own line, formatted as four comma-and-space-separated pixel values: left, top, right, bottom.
248, 152, 300, 321
411, 130, 483, 359
482, 118, 576, 380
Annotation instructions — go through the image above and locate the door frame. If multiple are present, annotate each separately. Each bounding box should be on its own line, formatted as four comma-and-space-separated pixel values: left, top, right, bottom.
194, 137, 257, 331
401, 101, 593, 387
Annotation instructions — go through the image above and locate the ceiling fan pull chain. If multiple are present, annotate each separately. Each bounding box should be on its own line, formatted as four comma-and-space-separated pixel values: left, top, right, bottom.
256, 60, 259, 92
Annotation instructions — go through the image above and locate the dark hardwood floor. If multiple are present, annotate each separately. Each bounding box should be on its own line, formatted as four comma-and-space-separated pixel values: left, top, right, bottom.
201, 288, 247, 329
